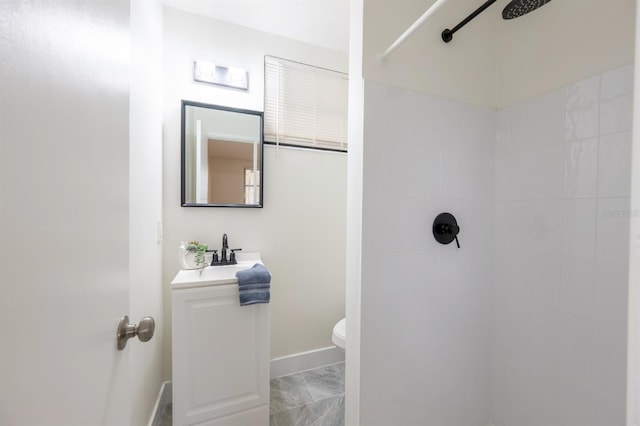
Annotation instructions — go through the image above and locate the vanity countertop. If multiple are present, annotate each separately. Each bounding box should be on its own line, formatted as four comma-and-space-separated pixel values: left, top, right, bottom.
171, 251, 263, 289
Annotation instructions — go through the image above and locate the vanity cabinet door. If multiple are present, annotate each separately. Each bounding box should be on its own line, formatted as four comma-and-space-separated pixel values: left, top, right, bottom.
172, 284, 270, 426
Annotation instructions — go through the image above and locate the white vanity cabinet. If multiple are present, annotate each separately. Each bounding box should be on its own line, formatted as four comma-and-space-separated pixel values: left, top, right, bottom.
171, 254, 269, 426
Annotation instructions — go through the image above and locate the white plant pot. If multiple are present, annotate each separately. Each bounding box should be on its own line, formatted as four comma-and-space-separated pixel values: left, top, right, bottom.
178, 246, 204, 270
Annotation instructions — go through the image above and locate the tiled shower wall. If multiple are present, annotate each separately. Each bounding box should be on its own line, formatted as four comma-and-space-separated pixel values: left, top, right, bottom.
491, 65, 633, 426
361, 80, 495, 426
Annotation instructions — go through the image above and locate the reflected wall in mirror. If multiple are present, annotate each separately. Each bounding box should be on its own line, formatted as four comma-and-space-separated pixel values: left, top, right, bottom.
181, 101, 263, 207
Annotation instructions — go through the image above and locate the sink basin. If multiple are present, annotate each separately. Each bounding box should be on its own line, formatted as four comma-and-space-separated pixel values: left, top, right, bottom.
171, 252, 262, 289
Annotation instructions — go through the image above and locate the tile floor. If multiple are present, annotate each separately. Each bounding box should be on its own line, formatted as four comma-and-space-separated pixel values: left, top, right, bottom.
270, 362, 345, 426
158, 362, 345, 426
158, 402, 172, 426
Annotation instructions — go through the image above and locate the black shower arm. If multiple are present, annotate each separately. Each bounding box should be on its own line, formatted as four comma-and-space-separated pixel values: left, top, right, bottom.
442, 0, 497, 43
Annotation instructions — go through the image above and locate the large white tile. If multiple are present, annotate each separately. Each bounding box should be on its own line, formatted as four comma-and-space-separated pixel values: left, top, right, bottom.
389, 197, 432, 252
494, 155, 509, 201
495, 110, 513, 156
559, 314, 595, 382
444, 150, 493, 201
594, 259, 629, 333
529, 200, 563, 255
562, 199, 597, 260
566, 75, 600, 109
503, 343, 535, 426
467, 155, 494, 201
495, 201, 526, 251
598, 132, 632, 198
531, 145, 563, 200
509, 150, 534, 200
560, 257, 595, 318
565, 104, 599, 141
508, 201, 537, 253
530, 306, 561, 372
563, 138, 598, 199
591, 390, 626, 426
504, 257, 534, 348
452, 200, 494, 255
440, 136, 464, 200
600, 64, 634, 101
455, 104, 496, 159
528, 253, 561, 311
560, 199, 597, 317
362, 196, 430, 254
361, 195, 396, 253
362, 124, 393, 197
528, 362, 560, 426
492, 251, 510, 339
384, 139, 441, 198
596, 197, 631, 264
600, 94, 633, 135
361, 251, 405, 337
363, 80, 493, 202
512, 88, 565, 150
593, 323, 627, 401
400, 251, 467, 352
556, 378, 595, 426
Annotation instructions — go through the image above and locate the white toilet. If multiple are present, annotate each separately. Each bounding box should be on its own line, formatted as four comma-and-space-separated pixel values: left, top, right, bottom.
332, 318, 346, 350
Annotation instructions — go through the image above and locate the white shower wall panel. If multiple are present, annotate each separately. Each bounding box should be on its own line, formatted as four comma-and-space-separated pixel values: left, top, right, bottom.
360, 80, 495, 426
492, 64, 633, 426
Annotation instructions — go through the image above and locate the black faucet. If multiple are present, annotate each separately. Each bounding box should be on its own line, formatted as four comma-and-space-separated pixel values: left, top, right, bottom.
209, 233, 241, 266
221, 233, 229, 263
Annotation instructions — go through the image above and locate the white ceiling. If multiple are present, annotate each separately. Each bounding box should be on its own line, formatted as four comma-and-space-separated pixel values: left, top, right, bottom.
162, 0, 350, 52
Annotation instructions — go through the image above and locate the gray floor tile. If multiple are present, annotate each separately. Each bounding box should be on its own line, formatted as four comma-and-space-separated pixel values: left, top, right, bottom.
301, 363, 345, 401
158, 402, 172, 426
270, 373, 315, 414
274, 394, 345, 426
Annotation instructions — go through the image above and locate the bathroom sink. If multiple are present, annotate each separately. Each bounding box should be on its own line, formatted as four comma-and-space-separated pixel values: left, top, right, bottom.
171, 252, 262, 289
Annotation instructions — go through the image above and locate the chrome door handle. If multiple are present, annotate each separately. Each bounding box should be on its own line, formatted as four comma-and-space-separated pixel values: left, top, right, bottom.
116, 315, 155, 350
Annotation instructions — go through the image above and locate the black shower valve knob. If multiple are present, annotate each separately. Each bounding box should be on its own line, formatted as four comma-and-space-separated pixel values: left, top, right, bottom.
433, 212, 461, 248
439, 223, 459, 235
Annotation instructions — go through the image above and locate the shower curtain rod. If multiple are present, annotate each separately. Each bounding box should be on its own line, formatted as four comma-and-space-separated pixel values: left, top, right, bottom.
378, 0, 450, 61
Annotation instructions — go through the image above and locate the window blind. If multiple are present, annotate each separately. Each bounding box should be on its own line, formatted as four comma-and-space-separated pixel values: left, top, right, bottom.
264, 56, 348, 152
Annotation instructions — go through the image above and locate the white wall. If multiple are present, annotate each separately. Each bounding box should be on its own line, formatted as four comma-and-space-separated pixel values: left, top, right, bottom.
496, 0, 636, 108
363, 0, 497, 108
492, 66, 633, 426
130, 1, 164, 425
162, 7, 348, 377
360, 81, 495, 426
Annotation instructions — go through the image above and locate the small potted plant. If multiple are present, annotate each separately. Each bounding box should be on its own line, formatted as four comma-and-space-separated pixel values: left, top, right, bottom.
179, 241, 208, 269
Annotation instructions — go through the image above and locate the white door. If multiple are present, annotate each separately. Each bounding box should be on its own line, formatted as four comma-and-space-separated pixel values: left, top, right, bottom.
0, 1, 133, 424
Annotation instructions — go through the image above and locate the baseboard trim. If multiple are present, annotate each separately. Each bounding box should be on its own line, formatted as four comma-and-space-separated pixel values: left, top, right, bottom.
148, 380, 172, 426
270, 346, 345, 379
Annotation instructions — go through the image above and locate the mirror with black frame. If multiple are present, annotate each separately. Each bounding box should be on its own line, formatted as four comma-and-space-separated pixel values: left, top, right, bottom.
181, 101, 263, 207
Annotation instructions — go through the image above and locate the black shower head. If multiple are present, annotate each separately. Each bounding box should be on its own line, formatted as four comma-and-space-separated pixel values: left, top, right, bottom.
502, 0, 552, 20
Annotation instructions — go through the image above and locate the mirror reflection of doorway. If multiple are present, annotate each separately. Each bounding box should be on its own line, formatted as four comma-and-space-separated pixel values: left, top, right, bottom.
207, 138, 258, 205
